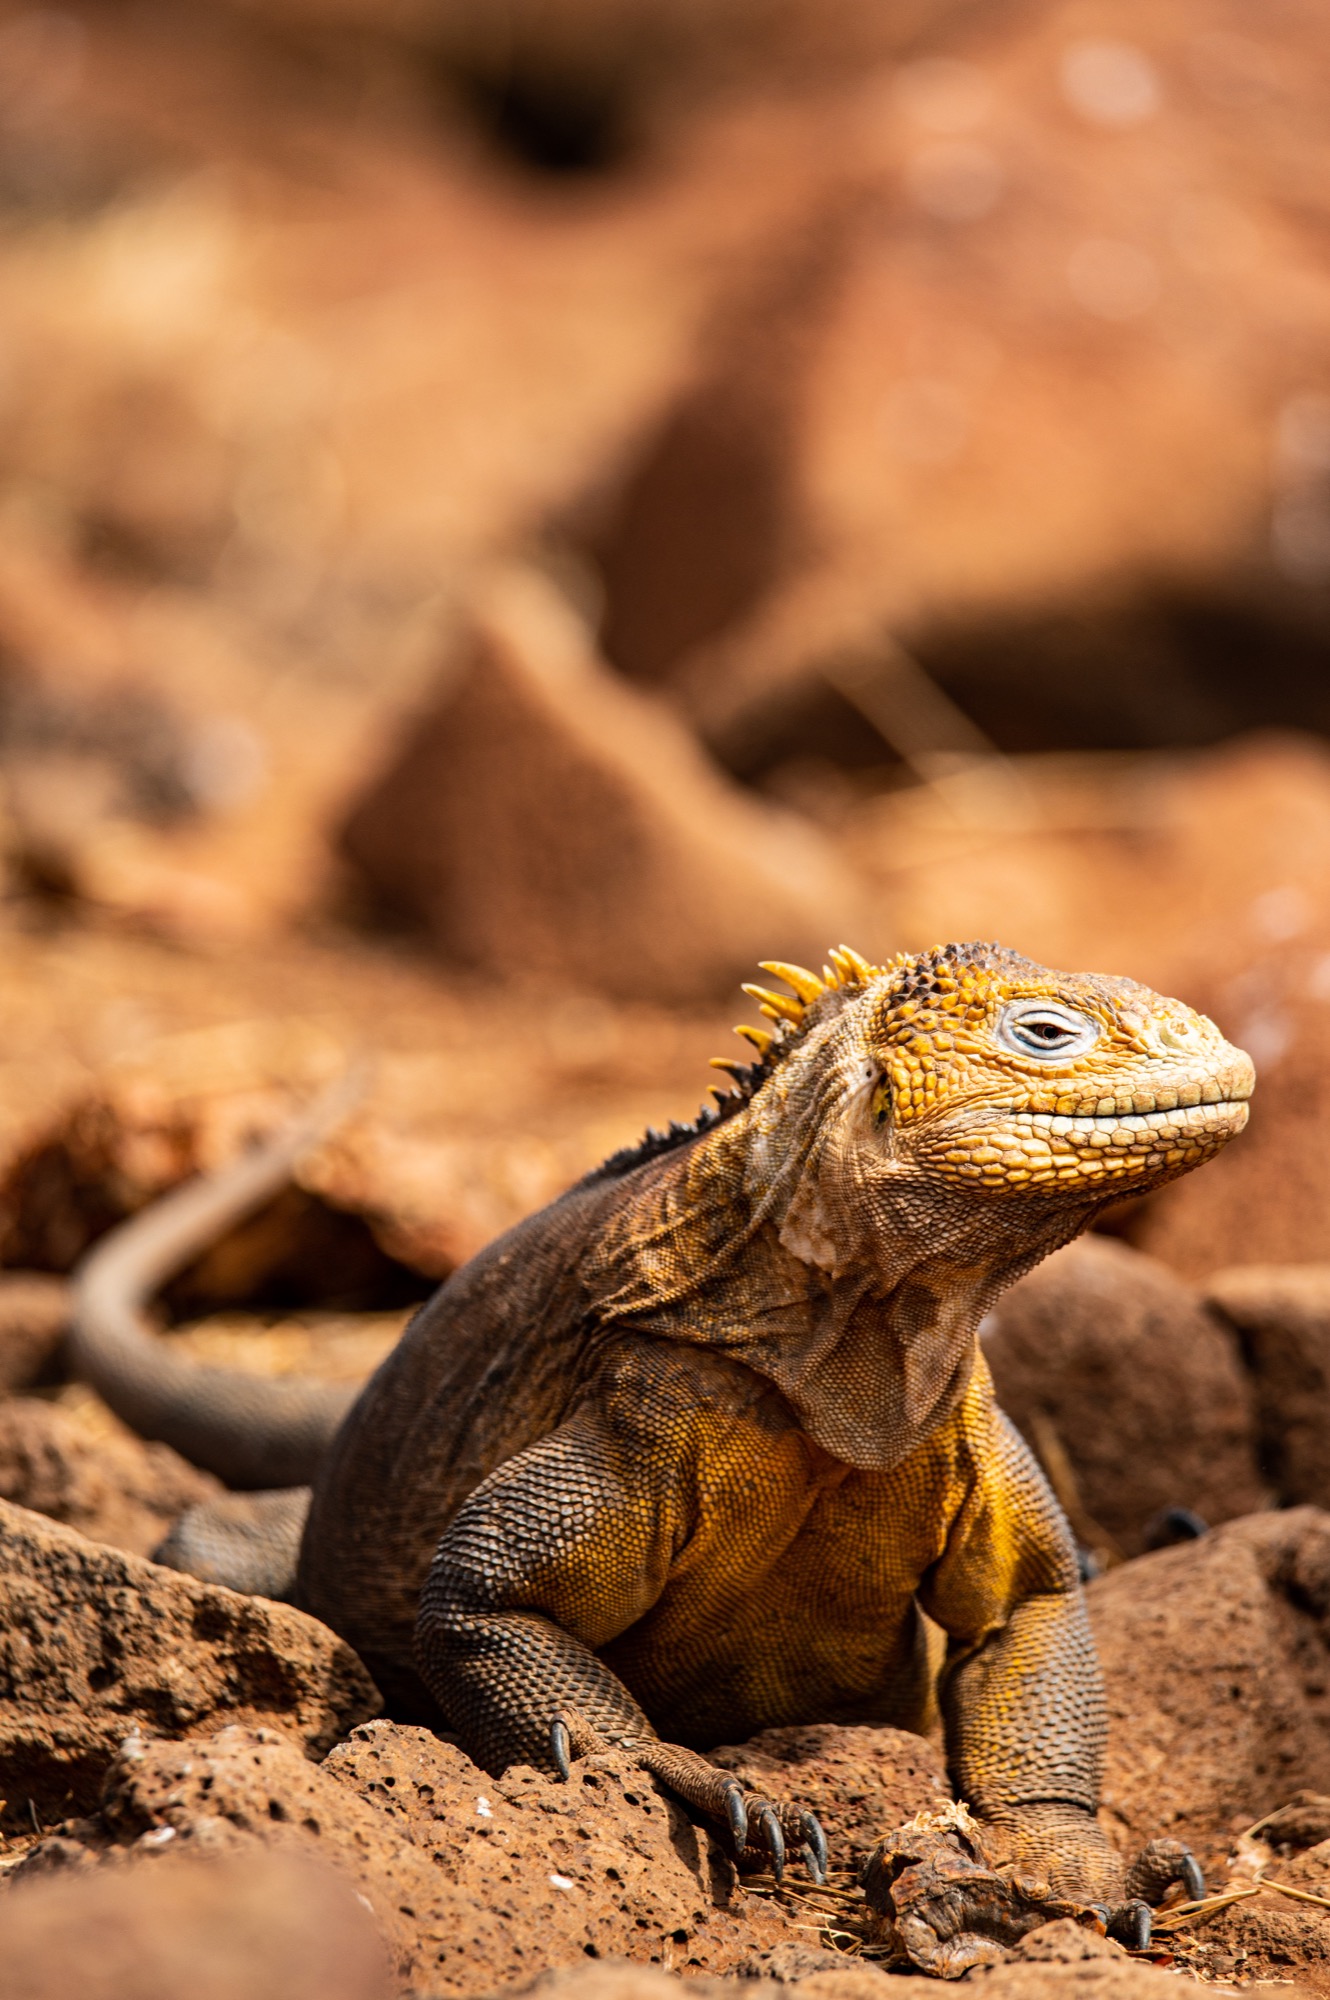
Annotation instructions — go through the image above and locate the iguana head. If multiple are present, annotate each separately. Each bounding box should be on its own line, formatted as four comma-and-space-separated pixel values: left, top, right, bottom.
591, 941, 1253, 1466
729, 941, 1253, 1275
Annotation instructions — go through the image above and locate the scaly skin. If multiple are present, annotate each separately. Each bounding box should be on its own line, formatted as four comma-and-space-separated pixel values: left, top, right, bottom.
73, 940, 1253, 1942
293, 941, 1252, 1922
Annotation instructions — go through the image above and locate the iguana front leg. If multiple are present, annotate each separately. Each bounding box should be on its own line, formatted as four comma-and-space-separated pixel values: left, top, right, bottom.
412, 1407, 825, 1882
941, 1593, 1202, 1944
893, 1409, 1201, 1958
943, 1584, 1117, 1896
941, 1588, 1132, 1920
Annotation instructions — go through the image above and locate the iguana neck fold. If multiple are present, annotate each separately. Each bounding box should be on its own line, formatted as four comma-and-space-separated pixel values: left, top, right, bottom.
585, 1106, 1096, 1471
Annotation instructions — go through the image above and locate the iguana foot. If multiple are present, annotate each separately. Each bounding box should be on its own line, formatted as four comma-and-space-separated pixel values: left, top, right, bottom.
979, 1804, 1204, 1944
549, 1712, 827, 1884
971, 1800, 1126, 1906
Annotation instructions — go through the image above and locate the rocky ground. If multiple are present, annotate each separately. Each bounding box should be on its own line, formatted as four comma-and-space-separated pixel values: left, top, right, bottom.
1, 1457, 1330, 1998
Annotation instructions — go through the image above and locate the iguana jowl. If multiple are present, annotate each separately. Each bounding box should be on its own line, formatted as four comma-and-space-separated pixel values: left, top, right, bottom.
72, 942, 1254, 1936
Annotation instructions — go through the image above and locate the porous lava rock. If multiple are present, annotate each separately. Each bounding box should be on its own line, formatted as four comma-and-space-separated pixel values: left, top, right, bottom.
493, 1965, 783, 2000
982, 1236, 1266, 1556
36, 1720, 793, 1992
500, 1959, 903, 1997
738, 1946, 901, 1995
1088, 1508, 1330, 1867
1004, 1920, 1126, 1963
0, 1499, 378, 1824
336, 566, 865, 1005
0, 1396, 220, 1557
502, 1949, 1184, 1999
1193, 1901, 1330, 1997
1209, 1836, 1330, 1994
764, 1969, 903, 1999
24, 1718, 967, 1993
972, 1961, 1204, 2000
1206, 1264, 1330, 1508
93, 1724, 492, 1990
1188, 1831, 1330, 1999
0, 1848, 391, 2000
324, 1719, 794, 1985
710, 1721, 952, 1871
0, 1273, 69, 1390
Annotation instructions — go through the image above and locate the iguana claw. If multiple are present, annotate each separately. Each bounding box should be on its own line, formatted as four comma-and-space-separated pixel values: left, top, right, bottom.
802, 1811, 829, 1882
756, 1805, 786, 1883
550, 1717, 572, 1783
1107, 1900, 1152, 1951
550, 1721, 822, 1883
635, 1741, 822, 1882
722, 1779, 748, 1855
1124, 1837, 1205, 1907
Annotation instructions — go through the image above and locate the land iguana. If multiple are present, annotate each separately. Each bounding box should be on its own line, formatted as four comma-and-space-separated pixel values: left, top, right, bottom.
71, 942, 1254, 1947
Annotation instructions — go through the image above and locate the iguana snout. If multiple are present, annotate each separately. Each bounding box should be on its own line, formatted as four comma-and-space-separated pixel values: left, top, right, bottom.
861, 946, 1254, 1199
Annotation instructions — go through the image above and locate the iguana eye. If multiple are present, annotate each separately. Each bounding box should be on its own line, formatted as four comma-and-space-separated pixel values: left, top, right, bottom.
997, 1001, 1098, 1061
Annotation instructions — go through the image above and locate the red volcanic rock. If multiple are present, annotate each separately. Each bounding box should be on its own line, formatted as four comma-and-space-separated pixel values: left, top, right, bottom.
337, 567, 866, 1006
1206, 1264, 1330, 1509
982, 1235, 1266, 1557
0, 1848, 391, 2000
0, 1275, 69, 1392
0, 1499, 378, 1824
0, 1396, 219, 1558
26, 1720, 791, 1992
1088, 1509, 1330, 1869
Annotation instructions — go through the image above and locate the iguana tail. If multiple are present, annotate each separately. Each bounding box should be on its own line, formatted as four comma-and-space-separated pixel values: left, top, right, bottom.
70, 1077, 363, 1490
153, 1485, 314, 1599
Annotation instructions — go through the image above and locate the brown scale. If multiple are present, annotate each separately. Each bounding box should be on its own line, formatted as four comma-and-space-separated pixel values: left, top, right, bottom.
103, 941, 1249, 1955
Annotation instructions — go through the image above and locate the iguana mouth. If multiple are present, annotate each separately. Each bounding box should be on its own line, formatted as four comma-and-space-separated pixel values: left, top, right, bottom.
1014, 1103, 1248, 1140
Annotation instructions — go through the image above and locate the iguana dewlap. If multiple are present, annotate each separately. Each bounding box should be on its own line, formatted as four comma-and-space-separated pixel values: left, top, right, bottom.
72, 942, 1253, 1935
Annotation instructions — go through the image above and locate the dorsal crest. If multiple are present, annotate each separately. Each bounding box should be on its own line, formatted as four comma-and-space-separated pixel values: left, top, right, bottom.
582, 945, 906, 1187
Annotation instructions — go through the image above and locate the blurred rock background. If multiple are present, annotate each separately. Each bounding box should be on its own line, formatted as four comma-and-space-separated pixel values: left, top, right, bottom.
0, 0, 1328, 1294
